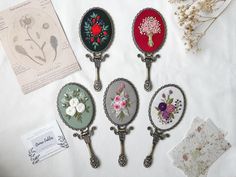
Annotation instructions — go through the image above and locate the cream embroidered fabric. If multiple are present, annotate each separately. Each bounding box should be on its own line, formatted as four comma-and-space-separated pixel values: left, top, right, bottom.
169, 118, 231, 177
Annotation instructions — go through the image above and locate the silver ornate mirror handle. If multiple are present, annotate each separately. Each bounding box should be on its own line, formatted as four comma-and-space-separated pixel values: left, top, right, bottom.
138, 53, 160, 91
86, 53, 109, 91
144, 127, 170, 168
73, 127, 100, 168
110, 126, 134, 167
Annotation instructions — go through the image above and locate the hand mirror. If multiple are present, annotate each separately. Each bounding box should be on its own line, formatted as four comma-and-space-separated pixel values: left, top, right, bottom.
57, 83, 100, 168
144, 84, 186, 168
103, 78, 139, 167
133, 8, 167, 91
80, 7, 114, 91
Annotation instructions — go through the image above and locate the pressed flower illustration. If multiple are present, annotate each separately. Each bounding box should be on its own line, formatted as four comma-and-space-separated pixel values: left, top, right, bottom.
61, 88, 89, 122
83, 12, 110, 50
155, 90, 182, 124
138, 16, 161, 47
14, 14, 58, 65
111, 83, 131, 121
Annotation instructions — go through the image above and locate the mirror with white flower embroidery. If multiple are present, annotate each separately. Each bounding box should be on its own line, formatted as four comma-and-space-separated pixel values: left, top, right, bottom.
57, 83, 100, 168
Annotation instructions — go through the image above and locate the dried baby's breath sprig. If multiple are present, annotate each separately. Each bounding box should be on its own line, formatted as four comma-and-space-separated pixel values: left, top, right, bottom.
169, 0, 232, 52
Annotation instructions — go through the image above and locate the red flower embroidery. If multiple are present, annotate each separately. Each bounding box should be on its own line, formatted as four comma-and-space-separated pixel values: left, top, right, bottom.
91, 24, 102, 36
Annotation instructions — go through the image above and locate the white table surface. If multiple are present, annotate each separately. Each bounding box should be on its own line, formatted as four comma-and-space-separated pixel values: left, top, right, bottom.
0, 0, 235, 177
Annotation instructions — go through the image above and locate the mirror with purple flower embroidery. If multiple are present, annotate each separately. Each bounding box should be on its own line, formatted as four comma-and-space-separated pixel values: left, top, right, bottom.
143, 84, 186, 168
149, 84, 186, 131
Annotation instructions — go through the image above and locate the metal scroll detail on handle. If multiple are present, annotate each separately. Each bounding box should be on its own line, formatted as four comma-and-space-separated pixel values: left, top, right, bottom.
110, 126, 134, 166
86, 53, 109, 91
143, 127, 169, 168
73, 127, 100, 168
137, 53, 160, 91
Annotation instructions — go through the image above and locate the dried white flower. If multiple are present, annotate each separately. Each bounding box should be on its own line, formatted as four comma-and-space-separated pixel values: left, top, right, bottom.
170, 0, 231, 52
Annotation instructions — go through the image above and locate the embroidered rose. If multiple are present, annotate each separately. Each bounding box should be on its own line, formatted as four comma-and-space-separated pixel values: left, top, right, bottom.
166, 104, 175, 113
113, 103, 121, 111
76, 103, 85, 113
120, 101, 127, 108
66, 106, 76, 117
114, 95, 121, 102
69, 98, 79, 107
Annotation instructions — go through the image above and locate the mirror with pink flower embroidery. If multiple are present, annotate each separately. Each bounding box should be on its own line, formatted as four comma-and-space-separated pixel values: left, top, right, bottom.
103, 78, 139, 167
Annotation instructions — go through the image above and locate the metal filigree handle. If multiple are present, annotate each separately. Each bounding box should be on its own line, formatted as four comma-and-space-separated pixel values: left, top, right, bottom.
110, 126, 134, 167
143, 127, 170, 168
138, 53, 160, 91
73, 126, 100, 168
86, 53, 109, 91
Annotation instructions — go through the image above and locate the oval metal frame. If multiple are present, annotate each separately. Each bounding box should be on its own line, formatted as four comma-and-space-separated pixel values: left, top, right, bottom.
57, 82, 96, 131
103, 78, 139, 127
132, 7, 167, 54
148, 84, 187, 131
79, 7, 115, 54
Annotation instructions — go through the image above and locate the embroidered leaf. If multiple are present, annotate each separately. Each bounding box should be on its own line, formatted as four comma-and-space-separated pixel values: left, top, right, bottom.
168, 98, 174, 104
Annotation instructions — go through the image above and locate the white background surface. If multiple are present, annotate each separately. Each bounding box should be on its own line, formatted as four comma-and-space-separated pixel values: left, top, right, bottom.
0, 0, 235, 177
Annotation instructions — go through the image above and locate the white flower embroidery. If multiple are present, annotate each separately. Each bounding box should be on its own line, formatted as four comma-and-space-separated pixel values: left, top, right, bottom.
76, 103, 85, 113
69, 97, 79, 107
65, 97, 86, 116
66, 106, 76, 117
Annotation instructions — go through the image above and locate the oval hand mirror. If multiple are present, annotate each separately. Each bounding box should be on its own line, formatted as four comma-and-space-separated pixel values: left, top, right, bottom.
144, 84, 186, 168
80, 7, 114, 91
103, 78, 139, 167
133, 8, 167, 91
57, 83, 100, 168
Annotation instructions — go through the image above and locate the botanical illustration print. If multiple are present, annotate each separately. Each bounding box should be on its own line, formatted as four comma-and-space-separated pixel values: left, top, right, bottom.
14, 14, 58, 66
111, 83, 131, 121
139, 16, 161, 47
155, 89, 182, 124
83, 12, 109, 50
61, 88, 90, 122
170, 118, 231, 177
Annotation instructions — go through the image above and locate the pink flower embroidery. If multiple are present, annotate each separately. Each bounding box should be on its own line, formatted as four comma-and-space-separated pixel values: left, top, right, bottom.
120, 101, 127, 108
114, 95, 121, 102
113, 103, 121, 111
166, 104, 175, 113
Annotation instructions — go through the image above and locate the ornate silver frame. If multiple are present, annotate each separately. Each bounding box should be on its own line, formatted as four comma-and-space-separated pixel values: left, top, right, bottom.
144, 84, 186, 168
79, 7, 115, 91
103, 78, 139, 167
132, 8, 167, 91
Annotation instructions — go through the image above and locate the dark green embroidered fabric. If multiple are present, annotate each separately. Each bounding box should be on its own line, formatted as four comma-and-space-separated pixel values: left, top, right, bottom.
80, 8, 113, 52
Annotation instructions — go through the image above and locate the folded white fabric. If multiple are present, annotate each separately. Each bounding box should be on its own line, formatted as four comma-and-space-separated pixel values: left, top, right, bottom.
169, 118, 231, 177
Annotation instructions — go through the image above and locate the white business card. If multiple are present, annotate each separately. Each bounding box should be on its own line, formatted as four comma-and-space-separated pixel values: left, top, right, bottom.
21, 120, 69, 164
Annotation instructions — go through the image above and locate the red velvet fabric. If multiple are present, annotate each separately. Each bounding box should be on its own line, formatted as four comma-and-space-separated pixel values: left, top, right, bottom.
133, 8, 166, 53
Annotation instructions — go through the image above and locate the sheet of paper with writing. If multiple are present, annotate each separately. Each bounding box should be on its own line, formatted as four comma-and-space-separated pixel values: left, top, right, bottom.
0, 0, 81, 94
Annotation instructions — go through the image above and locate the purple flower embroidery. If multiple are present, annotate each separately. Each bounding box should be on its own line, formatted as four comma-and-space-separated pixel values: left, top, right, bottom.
155, 90, 182, 124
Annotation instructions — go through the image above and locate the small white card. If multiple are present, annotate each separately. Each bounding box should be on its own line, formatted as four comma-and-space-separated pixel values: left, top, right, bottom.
21, 120, 69, 165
